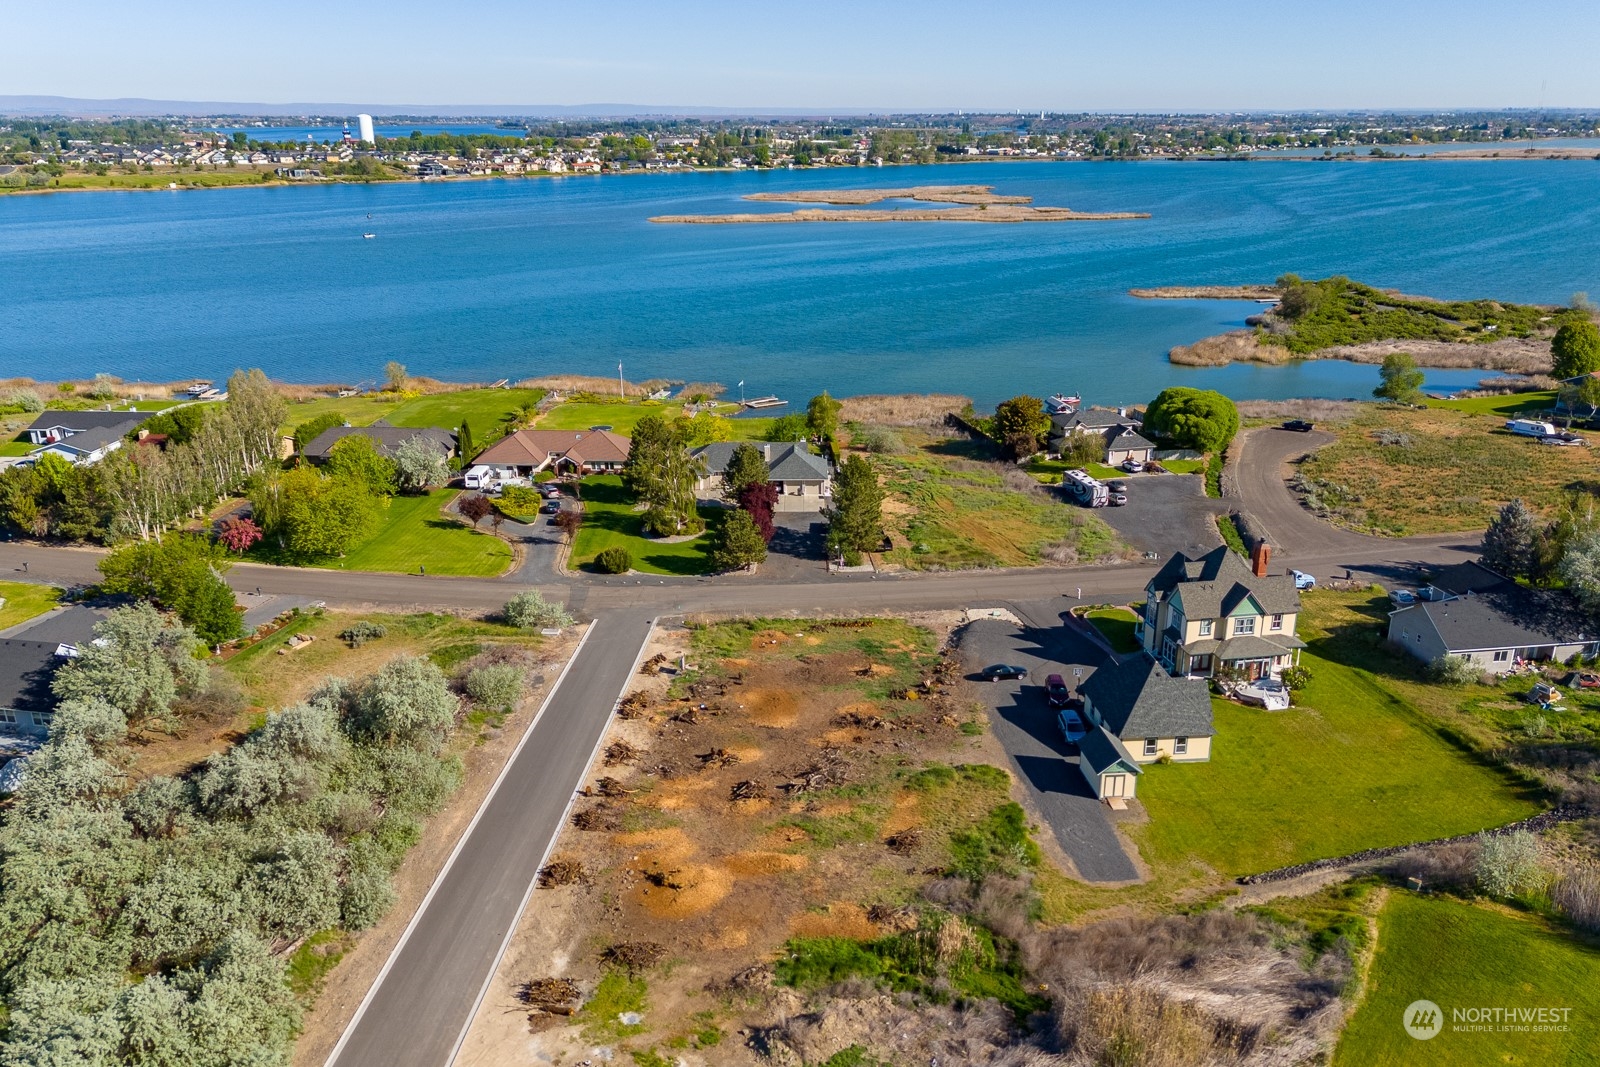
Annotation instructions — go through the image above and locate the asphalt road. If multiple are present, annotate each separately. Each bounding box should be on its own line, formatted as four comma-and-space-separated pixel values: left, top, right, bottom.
1097, 473, 1228, 558
958, 617, 1139, 882
326, 615, 656, 1067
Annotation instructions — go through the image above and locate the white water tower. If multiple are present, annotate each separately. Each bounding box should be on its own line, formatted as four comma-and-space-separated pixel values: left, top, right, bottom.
357, 114, 376, 145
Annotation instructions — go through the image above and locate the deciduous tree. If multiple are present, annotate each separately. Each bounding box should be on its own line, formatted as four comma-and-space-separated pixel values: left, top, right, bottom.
457, 493, 493, 527
1373, 352, 1425, 404
392, 433, 451, 492
1552, 320, 1600, 380
51, 603, 204, 722
325, 434, 397, 496
992, 395, 1051, 459
1143, 387, 1240, 454
806, 391, 842, 440
737, 481, 778, 541
215, 516, 262, 555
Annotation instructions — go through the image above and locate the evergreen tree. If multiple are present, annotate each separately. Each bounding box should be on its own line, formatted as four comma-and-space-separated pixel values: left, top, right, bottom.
824, 454, 884, 559
1480, 498, 1539, 580
992, 395, 1051, 459
1144, 387, 1240, 453
711, 509, 767, 572
806, 391, 842, 440
721, 443, 769, 503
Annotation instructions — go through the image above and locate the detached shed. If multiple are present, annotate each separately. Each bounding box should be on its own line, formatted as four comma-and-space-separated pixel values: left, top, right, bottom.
1078, 726, 1143, 802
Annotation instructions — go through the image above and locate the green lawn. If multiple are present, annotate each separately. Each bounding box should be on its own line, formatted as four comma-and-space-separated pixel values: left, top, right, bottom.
1335, 893, 1600, 1066
1156, 458, 1205, 475
535, 399, 775, 440
0, 438, 32, 457
1132, 642, 1544, 877
1025, 458, 1128, 484
386, 388, 548, 432
254, 490, 512, 577
568, 476, 718, 575
277, 394, 402, 438
1084, 607, 1141, 653
0, 581, 62, 631
1428, 389, 1557, 417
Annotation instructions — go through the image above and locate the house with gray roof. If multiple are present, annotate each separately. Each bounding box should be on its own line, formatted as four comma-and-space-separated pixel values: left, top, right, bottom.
1387, 562, 1599, 674
0, 640, 74, 739
24, 410, 145, 466
690, 441, 832, 512
1077, 725, 1144, 801
1140, 544, 1304, 680
1048, 406, 1156, 467
1080, 654, 1215, 764
303, 422, 456, 464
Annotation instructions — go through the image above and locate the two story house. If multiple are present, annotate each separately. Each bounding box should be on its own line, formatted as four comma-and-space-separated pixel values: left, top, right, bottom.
1139, 543, 1304, 680
1046, 406, 1157, 467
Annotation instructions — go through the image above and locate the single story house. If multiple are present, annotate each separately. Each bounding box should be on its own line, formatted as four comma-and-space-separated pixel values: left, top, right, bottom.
1078, 725, 1144, 801
303, 422, 457, 464
1047, 407, 1156, 467
0, 640, 74, 739
1140, 544, 1304, 680
463, 428, 631, 489
1387, 561, 1600, 674
689, 441, 832, 512
1079, 654, 1215, 764
23, 410, 144, 466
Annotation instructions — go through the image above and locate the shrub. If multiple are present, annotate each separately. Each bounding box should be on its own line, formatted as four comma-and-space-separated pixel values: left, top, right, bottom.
503, 590, 574, 629
338, 621, 387, 648
1552, 867, 1600, 932
499, 485, 540, 514
856, 425, 904, 454
465, 664, 524, 708
1475, 829, 1544, 898
1427, 654, 1481, 686
594, 547, 632, 574
1279, 665, 1313, 690
2, 388, 43, 413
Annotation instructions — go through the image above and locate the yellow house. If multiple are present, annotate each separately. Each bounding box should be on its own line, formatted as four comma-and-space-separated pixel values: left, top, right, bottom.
1140, 544, 1304, 681
1079, 655, 1215, 766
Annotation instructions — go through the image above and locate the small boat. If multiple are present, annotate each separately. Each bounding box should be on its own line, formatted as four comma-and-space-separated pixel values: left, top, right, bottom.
1236, 678, 1291, 710
1047, 393, 1081, 414
362, 233, 376, 239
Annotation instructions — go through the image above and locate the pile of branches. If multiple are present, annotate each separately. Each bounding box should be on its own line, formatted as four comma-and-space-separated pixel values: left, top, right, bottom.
617, 692, 653, 720
781, 748, 852, 795
698, 748, 742, 768
639, 653, 668, 675
571, 805, 621, 832
601, 941, 667, 973
518, 976, 580, 1014
729, 779, 769, 802
538, 856, 589, 887
603, 740, 642, 766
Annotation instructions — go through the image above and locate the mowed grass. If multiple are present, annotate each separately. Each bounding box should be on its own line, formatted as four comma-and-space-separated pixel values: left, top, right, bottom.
1335, 893, 1600, 1067
0, 581, 62, 630
536, 399, 776, 440
568, 476, 718, 575
311, 490, 511, 576
278, 394, 402, 437
386, 388, 547, 431
1132, 592, 1544, 877
1297, 403, 1596, 535
1084, 607, 1141, 653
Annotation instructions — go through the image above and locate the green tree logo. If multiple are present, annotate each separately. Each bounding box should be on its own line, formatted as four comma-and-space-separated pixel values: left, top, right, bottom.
1404, 999, 1443, 1040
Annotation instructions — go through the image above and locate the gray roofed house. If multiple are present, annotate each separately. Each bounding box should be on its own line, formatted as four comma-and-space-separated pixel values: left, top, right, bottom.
1141, 544, 1304, 680
1077, 725, 1144, 801
1387, 563, 1599, 675
303, 422, 457, 463
24, 410, 144, 466
0, 640, 72, 739
1079, 654, 1214, 765
1048, 406, 1156, 466
690, 441, 833, 512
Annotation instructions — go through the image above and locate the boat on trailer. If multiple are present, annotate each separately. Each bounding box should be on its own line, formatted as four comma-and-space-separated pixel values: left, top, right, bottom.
1235, 678, 1291, 710
1047, 393, 1081, 414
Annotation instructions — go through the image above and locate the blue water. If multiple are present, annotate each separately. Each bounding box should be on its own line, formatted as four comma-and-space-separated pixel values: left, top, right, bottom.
208, 124, 520, 143
1245, 137, 1600, 158
4, 160, 1599, 407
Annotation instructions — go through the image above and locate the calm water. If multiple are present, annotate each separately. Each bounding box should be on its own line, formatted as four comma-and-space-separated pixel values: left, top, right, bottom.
4, 160, 1599, 407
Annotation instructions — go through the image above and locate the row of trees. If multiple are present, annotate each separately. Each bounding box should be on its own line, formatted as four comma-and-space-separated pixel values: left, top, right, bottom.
1482, 496, 1600, 608
991, 387, 1241, 461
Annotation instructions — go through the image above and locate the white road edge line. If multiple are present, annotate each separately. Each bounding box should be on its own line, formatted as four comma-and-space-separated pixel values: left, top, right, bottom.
324, 618, 600, 1067
444, 615, 659, 1067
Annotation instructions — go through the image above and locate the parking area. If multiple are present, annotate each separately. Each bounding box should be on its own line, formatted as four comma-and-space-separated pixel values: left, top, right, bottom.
957, 615, 1140, 883
1095, 473, 1227, 558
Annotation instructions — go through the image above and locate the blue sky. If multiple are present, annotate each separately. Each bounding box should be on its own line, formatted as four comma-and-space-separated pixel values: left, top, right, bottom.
12, 0, 1600, 111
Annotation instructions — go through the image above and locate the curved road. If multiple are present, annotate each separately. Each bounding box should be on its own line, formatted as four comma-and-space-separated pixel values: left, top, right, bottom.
0, 460, 1486, 1067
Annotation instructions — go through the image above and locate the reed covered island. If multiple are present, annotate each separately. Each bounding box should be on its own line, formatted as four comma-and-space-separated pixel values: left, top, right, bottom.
650, 184, 1150, 223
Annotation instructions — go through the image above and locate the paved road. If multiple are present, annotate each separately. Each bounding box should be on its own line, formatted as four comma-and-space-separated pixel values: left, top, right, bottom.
1098, 473, 1228, 558
327, 615, 657, 1067
959, 615, 1138, 882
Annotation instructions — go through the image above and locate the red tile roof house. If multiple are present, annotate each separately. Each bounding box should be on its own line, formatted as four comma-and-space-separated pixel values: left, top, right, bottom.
463, 429, 631, 489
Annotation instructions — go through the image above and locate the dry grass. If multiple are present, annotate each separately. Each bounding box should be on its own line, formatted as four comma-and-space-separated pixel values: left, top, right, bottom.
1170, 330, 1555, 373
515, 373, 652, 396
1235, 399, 1363, 423
838, 393, 972, 428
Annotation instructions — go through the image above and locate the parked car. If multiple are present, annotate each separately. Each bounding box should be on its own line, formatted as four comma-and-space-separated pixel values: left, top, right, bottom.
1108, 491, 1128, 507
540, 484, 565, 498
1390, 588, 1417, 607
540, 500, 562, 514
1057, 708, 1086, 744
981, 664, 1028, 681
1121, 458, 1146, 473
1107, 480, 1128, 493
1045, 674, 1071, 708
1291, 570, 1316, 590
1282, 419, 1315, 432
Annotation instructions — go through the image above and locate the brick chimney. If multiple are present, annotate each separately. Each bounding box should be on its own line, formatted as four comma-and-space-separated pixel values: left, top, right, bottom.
1251, 541, 1272, 578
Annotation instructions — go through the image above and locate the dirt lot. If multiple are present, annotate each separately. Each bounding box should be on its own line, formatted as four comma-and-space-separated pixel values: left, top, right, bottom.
454, 612, 1071, 1065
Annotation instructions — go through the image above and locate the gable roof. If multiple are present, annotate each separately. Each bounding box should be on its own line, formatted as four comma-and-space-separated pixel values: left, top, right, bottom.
1078, 725, 1144, 776
1428, 561, 1513, 597
1105, 427, 1157, 452
690, 441, 830, 483
1050, 407, 1140, 433
1081, 655, 1215, 739
26, 410, 145, 436
563, 428, 631, 465
0, 640, 69, 713
1146, 545, 1300, 617
1397, 585, 1594, 653
304, 424, 455, 461
470, 428, 630, 467
31, 424, 133, 458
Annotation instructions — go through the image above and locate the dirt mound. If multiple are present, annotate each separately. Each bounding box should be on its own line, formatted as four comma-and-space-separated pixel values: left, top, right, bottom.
724, 850, 810, 876
790, 902, 881, 940
742, 688, 799, 728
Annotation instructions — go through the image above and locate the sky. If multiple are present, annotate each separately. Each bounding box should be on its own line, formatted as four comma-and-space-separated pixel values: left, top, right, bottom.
10, 0, 1600, 113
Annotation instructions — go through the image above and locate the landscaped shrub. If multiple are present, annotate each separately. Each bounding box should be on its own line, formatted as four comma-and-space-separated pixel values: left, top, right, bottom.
1427, 654, 1481, 686
499, 485, 541, 514
465, 664, 524, 708
1, 388, 43, 414
503, 590, 574, 629
594, 547, 632, 574
1279, 665, 1313, 690
1475, 829, 1544, 898
338, 621, 387, 647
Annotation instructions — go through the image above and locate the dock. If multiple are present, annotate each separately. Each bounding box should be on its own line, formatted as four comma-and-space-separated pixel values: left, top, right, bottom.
742, 396, 788, 409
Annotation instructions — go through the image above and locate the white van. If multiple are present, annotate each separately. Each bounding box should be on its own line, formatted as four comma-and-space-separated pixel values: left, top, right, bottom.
1506, 419, 1557, 438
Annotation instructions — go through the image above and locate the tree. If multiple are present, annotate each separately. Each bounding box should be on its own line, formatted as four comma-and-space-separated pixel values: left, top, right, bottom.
1373, 352, 1425, 403
1558, 375, 1600, 421
737, 481, 778, 541
766, 413, 810, 442
992, 395, 1051, 459
97, 534, 243, 644
325, 434, 397, 496
503, 590, 574, 629
253, 467, 382, 559
553, 509, 584, 537
721, 443, 770, 503
621, 414, 701, 536
1559, 530, 1600, 612
806, 392, 842, 440
457, 493, 493, 528
384, 360, 409, 391
1481, 499, 1539, 580
51, 602, 205, 722
680, 410, 733, 447
711, 509, 768, 572
1143, 388, 1240, 454
1551, 320, 1600, 380
465, 665, 524, 708
825, 454, 884, 560
216, 515, 262, 555
457, 418, 477, 467
621, 413, 675, 501
392, 434, 450, 492
342, 655, 458, 752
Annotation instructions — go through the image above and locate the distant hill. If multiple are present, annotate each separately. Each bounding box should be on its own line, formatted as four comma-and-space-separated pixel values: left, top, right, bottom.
0, 95, 869, 119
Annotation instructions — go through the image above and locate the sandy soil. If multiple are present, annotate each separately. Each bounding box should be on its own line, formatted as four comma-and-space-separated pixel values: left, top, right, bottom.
1128, 285, 1281, 301
744, 184, 1033, 206
290, 625, 587, 1067
652, 205, 1150, 224
1169, 328, 1553, 373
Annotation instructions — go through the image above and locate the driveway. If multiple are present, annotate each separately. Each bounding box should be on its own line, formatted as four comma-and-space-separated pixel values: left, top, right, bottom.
762, 511, 827, 580
1095, 473, 1227, 558
957, 616, 1139, 883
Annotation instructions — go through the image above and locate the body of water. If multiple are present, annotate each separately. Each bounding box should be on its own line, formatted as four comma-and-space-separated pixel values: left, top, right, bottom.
3, 160, 1598, 408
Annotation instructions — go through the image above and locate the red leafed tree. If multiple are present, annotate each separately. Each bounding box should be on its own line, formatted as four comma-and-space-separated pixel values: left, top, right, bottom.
216, 516, 263, 554
737, 482, 777, 542
458, 493, 494, 527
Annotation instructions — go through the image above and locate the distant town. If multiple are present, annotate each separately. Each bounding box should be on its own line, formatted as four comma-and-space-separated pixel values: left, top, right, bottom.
2, 108, 1597, 190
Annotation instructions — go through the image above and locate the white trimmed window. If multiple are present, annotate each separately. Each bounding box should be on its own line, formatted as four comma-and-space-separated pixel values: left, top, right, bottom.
1143, 738, 1158, 756
1234, 616, 1256, 635
1493, 649, 1510, 663
1271, 614, 1283, 631
1174, 736, 1189, 755
1198, 620, 1212, 636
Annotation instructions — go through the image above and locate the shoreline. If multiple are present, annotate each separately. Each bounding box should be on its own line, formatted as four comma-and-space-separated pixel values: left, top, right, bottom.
1168, 329, 1552, 374
649, 205, 1150, 223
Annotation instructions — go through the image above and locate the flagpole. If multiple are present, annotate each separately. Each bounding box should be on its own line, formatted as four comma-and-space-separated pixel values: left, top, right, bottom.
618, 362, 624, 398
